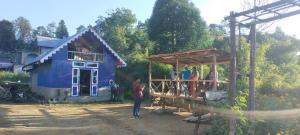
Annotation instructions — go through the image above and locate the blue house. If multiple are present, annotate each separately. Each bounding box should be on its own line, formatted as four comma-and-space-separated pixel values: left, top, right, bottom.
23, 28, 126, 101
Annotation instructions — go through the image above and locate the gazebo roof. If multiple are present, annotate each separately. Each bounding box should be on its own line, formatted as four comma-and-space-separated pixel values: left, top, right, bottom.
147, 48, 230, 66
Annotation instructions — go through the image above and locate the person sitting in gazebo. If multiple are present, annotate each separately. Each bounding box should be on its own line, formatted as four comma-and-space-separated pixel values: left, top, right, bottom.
181, 65, 191, 96
169, 65, 177, 95
189, 67, 199, 97
208, 65, 218, 90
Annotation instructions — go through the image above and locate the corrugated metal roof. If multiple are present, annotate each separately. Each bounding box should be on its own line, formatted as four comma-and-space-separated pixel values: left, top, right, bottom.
24, 28, 126, 69
36, 36, 62, 48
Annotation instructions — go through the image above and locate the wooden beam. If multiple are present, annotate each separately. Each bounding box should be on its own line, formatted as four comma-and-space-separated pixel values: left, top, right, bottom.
225, 0, 294, 18
247, 9, 300, 25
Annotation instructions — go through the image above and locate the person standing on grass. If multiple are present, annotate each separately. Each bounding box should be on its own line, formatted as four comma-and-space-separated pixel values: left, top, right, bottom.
132, 77, 145, 119
109, 80, 118, 101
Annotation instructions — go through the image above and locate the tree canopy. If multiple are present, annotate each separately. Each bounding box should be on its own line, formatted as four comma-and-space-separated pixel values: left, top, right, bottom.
0, 20, 16, 53
76, 25, 86, 33
55, 20, 69, 38
14, 17, 32, 43
148, 0, 211, 54
94, 8, 137, 56
33, 26, 50, 37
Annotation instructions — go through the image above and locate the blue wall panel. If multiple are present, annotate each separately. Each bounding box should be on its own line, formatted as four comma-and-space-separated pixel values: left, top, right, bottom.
98, 48, 116, 87
36, 46, 72, 88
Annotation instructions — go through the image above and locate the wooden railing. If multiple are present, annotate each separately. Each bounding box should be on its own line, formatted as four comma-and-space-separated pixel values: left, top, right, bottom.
149, 79, 228, 100
68, 51, 103, 62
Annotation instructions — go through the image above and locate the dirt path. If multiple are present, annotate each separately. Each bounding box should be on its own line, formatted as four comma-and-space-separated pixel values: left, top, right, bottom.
0, 103, 210, 135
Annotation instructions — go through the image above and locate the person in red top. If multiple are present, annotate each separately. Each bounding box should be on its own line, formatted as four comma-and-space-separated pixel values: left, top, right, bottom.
189, 67, 199, 98
132, 77, 145, 118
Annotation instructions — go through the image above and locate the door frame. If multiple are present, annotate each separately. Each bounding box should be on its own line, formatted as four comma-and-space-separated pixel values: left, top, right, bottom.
71, 61, 99, 97
90, 68, 98, 96
71, 68, 80, 96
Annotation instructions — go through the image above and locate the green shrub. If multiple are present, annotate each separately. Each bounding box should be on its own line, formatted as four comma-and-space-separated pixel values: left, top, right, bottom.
0, 71, 29, 83
116, 58, 171, 100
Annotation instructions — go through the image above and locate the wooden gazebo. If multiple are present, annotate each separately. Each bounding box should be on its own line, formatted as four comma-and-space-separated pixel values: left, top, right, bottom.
147, 48, 230, 104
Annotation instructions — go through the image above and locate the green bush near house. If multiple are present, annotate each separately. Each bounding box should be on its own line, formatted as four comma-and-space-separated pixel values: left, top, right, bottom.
0, 71, 29, 83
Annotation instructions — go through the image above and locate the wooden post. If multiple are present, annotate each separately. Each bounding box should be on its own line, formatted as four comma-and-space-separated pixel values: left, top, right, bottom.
176, 57, 181, 112
249, 23, 256, 135
149, 61, 152, 94
212, 55, 217, 91
162, 81, 165, 95
176, 57, 179, 96
200, 65, 204, 80
249, 24, 256, 111
229, 12, 237, 135
149, 61, 153, 107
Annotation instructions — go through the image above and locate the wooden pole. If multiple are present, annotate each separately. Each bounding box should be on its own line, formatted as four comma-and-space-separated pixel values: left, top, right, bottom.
149, 61, 153, 107
229, 11, 237, 113
176, 57, 179, 96
212, 55, 217, 91
200, 65, 204, 80
149, 61, 152, 94
176, 57, 180, 112
249, 23, 256, 111
229, 11, 237, 135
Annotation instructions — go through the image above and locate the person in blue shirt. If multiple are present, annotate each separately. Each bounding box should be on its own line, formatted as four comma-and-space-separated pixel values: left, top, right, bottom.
181, 65, 191, 96
181, 65, 191, 80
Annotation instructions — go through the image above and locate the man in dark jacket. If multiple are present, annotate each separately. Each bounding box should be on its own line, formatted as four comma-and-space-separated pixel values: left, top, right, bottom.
132, 78, 145, 118
109, 80, 118, 101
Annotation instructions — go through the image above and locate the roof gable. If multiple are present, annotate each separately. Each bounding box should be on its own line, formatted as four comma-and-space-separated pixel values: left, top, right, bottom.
24, 28, 126, 68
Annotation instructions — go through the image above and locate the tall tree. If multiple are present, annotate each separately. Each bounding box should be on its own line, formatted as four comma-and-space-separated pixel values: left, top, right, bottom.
76, 25, 86, 33
0, 20, 16, 53
55, 20, 69, 38
14, 17, 32, 43
148, 0, 211, 54
33, 26, 50, 37
46, 22, 56, 38
94, 8, 137, 55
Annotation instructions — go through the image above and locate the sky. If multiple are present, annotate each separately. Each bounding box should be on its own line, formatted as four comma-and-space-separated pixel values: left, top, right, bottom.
1, 0, 300, 38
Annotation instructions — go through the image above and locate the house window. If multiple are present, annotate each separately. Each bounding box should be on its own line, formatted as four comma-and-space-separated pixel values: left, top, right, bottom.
72, 86, 78, 96
86, 62, 98, 68
92, 86, 97, 96
92, 70, 98, 84
73, 61, 85, 67
68, 51, 103, 62
72, 68, 79, 84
